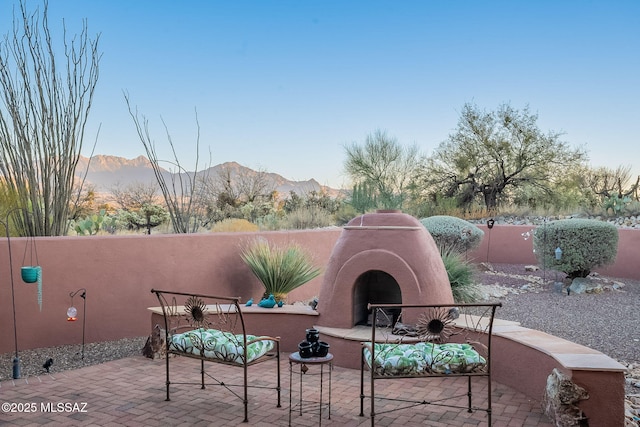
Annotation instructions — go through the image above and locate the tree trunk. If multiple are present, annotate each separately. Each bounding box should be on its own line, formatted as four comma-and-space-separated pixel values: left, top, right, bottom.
483, 188, 500, 212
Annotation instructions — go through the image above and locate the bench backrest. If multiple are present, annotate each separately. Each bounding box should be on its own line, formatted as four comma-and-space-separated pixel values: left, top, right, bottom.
151, 289, 248, 351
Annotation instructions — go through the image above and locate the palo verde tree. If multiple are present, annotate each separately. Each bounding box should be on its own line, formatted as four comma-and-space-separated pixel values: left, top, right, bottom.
0, 0, 101, 235
422, 103, 586, 212
344, 129, 421, 210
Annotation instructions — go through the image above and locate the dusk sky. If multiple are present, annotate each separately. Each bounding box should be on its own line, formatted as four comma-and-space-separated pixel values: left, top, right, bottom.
3, 1, 639, 188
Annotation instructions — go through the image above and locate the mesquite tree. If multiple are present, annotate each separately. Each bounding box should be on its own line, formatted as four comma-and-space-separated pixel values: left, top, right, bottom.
423, 103, 586, 212
0, 1, 100, 235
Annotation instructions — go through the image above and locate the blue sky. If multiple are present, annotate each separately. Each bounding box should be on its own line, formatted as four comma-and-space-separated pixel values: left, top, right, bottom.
3, 1, 639, 188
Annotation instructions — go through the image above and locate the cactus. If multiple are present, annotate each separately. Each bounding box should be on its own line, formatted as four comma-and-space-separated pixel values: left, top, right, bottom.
73, 209, 109, 235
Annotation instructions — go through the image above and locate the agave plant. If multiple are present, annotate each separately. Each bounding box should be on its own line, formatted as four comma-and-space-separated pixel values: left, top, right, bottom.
241, 239, 321, 302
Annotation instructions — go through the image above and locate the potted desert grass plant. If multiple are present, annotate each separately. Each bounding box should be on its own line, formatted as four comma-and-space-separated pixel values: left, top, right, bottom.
241, 239, 321, 304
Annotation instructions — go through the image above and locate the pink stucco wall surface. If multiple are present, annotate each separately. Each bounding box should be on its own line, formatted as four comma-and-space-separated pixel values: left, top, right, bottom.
470, 224, 640, 280
1, 225, 638, 355
0, 229, 341, 355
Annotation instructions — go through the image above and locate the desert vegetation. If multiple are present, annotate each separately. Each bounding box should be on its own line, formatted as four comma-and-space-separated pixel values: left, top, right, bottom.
533, 219, 619, 279
1, 4, 639, 237
240, 238, 321, 302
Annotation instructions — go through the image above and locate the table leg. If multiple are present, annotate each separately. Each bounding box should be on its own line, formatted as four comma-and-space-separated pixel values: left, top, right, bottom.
328, 362, 332, 420
319, 363, 323, 426
288, 360, 292, 426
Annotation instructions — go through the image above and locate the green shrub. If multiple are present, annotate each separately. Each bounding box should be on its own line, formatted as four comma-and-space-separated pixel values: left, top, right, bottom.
441, 250, 481, 303
333, 204, 358, 226
533, 219, 618, 279
240, 239, 321, 301
256, 213, 284, 231
420, 215, 484, 254
282, 206, 334, 230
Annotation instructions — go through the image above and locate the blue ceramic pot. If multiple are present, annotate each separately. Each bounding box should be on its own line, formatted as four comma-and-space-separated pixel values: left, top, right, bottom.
21, 266, 40, 283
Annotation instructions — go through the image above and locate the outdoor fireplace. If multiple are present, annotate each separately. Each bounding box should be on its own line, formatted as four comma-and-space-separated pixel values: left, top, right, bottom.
316, 210, 454, 330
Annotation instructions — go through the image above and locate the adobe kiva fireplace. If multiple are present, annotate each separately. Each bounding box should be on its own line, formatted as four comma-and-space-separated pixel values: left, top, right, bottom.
316, 210, 454, 330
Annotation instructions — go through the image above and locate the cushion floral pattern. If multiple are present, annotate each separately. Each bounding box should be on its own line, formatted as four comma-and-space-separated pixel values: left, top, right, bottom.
170, 328, 274, 364
363, 342, 486, 375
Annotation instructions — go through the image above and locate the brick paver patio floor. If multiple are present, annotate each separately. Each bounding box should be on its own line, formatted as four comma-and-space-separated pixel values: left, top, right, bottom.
0, 354, 553, 426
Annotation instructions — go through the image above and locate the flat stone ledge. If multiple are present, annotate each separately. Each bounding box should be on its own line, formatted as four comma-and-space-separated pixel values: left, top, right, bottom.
317, 318, 626, 373
148, 304, 319, 316
493, 324, 626, 372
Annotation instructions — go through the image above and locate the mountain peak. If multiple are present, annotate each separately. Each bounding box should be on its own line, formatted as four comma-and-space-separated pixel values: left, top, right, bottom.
75, 155, 344, 198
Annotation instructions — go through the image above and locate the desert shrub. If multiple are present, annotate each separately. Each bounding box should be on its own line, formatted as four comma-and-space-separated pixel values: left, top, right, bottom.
420, 215, 484, 254
211, 218, 258, 232
622, 200, 640, 217
281, 206, 334, 230
255, 213, 284, 231
333, 204, 358, 225
407, 195, 462, 219
533, 218, 618, 279
441, 250, 481, 303
240, 239, 321, 300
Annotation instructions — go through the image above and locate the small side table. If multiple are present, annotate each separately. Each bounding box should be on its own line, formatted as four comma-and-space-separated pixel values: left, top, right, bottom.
288, 352, 333, 426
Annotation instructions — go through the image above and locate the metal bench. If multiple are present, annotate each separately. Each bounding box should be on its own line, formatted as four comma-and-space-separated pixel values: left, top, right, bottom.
359, 302, 501, 425
151, 289, 281, 423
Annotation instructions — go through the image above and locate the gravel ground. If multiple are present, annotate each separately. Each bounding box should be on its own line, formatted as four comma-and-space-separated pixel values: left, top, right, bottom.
1, 263, 638, 386
477, 263, 640, 399
0, 336, 147, 382
477, 263, 639, 366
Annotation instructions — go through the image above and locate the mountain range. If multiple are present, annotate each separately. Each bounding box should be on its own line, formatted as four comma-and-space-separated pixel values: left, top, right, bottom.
75, 155, 344, 198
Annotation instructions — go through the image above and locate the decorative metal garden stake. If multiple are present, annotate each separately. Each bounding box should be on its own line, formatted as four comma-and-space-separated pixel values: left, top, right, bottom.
541, 217, 548, 284
555, 246, 562, 261
554, 246, 563, 293
485, 219, 495, 263
68, 288, 87, 359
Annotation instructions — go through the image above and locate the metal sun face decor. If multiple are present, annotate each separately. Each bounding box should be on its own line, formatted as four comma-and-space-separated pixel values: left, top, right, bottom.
416, 307, 458, 343
184, 295, 209, 329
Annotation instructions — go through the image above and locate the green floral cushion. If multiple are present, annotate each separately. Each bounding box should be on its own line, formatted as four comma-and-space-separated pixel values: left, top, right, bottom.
363, 342, 486, 375
170, 328, 274, 364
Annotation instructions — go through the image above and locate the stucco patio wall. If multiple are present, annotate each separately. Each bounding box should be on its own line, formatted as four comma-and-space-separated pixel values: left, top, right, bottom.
1, 225, 638, 355
470, 224, 640, 279
0, 229, 341, 355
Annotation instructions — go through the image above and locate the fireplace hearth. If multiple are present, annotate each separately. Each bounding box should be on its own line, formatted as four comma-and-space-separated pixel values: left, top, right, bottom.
316, 210, 454, 330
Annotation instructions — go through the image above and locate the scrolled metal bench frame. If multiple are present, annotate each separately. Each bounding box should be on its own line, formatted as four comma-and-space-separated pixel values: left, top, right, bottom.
359, 302, 501, 426
151, 289, 281, 423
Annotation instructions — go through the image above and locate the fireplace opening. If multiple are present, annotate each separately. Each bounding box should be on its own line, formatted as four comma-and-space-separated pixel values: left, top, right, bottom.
353, 270, 401, 326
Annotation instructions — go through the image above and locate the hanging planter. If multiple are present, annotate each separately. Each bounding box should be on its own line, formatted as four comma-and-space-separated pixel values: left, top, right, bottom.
21, 265, 40, 283
20, 232, 43, 311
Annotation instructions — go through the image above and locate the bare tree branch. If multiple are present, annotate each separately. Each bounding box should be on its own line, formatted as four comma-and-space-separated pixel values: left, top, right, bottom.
124, 92, 210, 233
